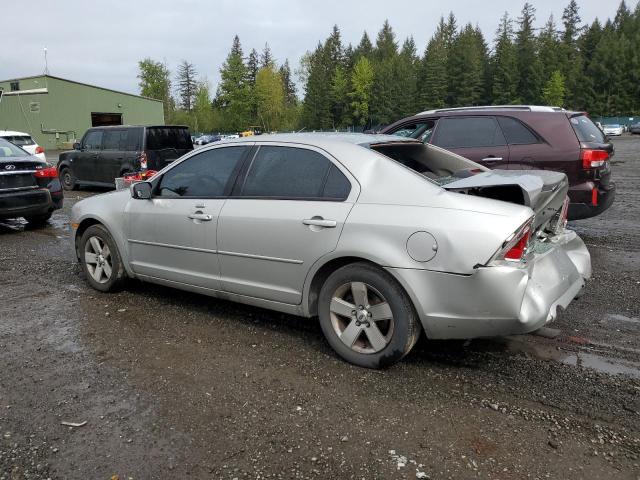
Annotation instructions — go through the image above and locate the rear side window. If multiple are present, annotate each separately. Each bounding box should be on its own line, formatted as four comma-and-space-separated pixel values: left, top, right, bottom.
322, 165, 351, 200
102, 129, 128, 150
83, 130, 103, 150
241, 146, 335, 199
433, 117, 506, 148
146, 127, 193, 150
496, 117, 539, 145
158, 146, 247, 197
570, 115, 606, 143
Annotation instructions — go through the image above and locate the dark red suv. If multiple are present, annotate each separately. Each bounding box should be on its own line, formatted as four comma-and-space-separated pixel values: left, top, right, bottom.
381, 106, 615, 220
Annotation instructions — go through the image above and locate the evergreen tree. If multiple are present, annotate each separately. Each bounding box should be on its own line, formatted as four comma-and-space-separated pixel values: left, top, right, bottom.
417, 18, 450, 109
214, 35, 250, 131
538, 15, 561, 86
491, 13, 518, 104
176, 60, 197, 112
515, 3, 542, 103
260, 43, 275, 68
370, 20, 398, 125
279, 60, 297, 106
448, 24, 487, 106
354, 31, 374, 59
330, 66, 350, 128
246, 48, 260, 86
396, 37, 419, 116
560, 1, 583, 108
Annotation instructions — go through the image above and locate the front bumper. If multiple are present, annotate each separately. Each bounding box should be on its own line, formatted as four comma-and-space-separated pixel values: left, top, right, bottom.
388, 229, 591, 339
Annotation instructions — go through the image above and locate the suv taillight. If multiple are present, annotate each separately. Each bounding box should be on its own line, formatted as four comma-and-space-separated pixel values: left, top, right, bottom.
35, 146, 45, 154
581, 149, 608, 169
492, 218, 534, 263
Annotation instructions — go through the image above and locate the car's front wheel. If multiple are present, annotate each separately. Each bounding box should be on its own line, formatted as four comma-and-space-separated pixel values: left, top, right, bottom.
79, 224, 126, 292
318, 262, 421, 369
60, 167, 77, 191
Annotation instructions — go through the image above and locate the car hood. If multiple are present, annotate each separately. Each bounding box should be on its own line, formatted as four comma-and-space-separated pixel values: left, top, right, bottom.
442, 169, 568, 230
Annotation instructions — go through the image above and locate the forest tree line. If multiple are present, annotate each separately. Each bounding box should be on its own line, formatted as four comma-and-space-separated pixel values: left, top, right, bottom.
137, 0, 640, 133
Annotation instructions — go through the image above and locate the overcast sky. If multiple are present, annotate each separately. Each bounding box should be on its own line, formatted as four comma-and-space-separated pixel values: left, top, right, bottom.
1, 0, 628, 98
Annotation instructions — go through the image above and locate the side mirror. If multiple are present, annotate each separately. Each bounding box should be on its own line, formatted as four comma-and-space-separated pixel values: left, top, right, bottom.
131, 181, 152, 200
73, 142, 81, 150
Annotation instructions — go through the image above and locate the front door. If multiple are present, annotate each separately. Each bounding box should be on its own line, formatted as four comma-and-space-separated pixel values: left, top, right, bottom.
76, 129, 103, 182
431, 116, 510, 169
126, 145, 250, 290
218, 144, 356, 305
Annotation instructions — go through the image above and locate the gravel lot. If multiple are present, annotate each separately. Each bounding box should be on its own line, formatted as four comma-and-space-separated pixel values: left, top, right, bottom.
1, 136, 639, 479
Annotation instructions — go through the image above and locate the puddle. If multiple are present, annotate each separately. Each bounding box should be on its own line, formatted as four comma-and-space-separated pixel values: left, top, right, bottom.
499, 336, 640, 379
602, 313, 640, 324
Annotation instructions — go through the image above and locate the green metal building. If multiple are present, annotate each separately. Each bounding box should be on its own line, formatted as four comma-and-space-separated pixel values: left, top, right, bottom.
0, 75, 164, 150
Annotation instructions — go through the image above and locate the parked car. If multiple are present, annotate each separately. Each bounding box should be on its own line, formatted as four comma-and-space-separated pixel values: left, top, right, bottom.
629, 122, 640, 134
195, 134, 223, 146
0, 130, 46, 161
57, 125, 193, 190
70, 133, 590, 368
0, 137, 62, 225
602, 124, 624, 136
381, 105, 615, 220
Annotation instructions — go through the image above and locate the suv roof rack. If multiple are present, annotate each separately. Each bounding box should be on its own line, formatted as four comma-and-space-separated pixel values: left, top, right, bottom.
417, 105, 566, 115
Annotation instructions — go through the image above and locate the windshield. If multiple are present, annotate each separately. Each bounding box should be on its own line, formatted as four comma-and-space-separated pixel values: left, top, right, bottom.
146, 127, 193, 150
0, 137, 29, 157
606, 124, 620, 128
570, 115, 606, 143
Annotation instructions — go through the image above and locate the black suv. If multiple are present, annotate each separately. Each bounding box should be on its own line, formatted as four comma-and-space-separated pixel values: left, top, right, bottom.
381, 106, 615, 220
0, 138, 62, 226
58, 125, 193, 190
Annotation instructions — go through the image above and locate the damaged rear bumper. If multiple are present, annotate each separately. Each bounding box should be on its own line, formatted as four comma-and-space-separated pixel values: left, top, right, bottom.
387, 229, 591, 339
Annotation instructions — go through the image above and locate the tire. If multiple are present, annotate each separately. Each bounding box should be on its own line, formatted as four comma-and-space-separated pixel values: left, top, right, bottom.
24, 212, 52, 227
79, 224, 126, 292
318, 262, 421, 369
60, 167, 77, 191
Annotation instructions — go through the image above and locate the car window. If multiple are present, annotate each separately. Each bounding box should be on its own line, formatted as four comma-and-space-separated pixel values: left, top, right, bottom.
124, 128, 142, 151
496, 117, 539, 145
570, 115, 606, 143
0, 138, 28, 157
322, 164, 351, 200
146, 127, 193, 150
157, 146, 247, 197
390, 120, 437, 144
83, 130, 103, 150
102, 130, 128, 150
241, 146, 332, 199
3, 135, 35, 146
433, 117, 506, 148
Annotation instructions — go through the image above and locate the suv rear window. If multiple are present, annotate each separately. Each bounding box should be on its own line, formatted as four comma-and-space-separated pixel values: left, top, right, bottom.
570, 115, 605, 143
145, 127, 193, 150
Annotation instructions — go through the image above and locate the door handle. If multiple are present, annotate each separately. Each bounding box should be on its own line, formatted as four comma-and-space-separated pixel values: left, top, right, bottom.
188, 213, 213, 221
303, 218, 337, 228
482, 156, 503, 162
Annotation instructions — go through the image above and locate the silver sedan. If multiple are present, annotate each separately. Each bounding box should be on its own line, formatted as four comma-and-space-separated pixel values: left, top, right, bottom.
70, 133, 591, 368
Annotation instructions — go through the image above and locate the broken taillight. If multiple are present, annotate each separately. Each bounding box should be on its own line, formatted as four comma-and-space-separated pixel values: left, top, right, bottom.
492, 218, 534, 263
581, 149, 608, 169
35, 146, 45, 154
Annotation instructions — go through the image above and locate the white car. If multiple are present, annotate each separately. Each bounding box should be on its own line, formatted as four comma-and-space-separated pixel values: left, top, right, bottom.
0, 130, 46, 161
602, 124, 624, 136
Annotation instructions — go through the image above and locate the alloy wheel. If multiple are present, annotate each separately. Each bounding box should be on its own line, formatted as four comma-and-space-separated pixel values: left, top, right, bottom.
329, 282, 394, 354
84, 236, 112, 284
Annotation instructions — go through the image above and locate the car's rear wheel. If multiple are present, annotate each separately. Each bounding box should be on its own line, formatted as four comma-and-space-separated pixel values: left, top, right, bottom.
318, 262, 420, 369
60, 167, 77, 191
24, 212, 52, 227
79, 224, 126, 292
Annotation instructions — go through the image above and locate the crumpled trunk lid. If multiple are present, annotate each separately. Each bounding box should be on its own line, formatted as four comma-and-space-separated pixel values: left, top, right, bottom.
442, 169, 568, 231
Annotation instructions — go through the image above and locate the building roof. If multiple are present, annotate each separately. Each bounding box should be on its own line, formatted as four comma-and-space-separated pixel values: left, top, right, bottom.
0, 74, 163, 103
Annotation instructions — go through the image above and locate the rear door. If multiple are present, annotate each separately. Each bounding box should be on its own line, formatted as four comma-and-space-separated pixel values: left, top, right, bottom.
495, 116, 546, 170
217, 144, 356, 305
430, 116, 510, 168
75, 129, 103, 182
100, 129, 129, 184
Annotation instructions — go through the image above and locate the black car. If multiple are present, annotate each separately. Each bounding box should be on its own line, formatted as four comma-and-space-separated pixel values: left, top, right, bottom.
0, 138, 63, 225
57, 125, 194, 190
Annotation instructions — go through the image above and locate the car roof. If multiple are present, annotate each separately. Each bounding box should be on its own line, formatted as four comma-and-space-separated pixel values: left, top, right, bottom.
223, 132, 420, 149
0, 130, 32, 136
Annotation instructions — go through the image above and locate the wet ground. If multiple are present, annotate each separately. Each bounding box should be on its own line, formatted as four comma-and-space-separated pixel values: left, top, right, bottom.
1, 136, 639, 479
